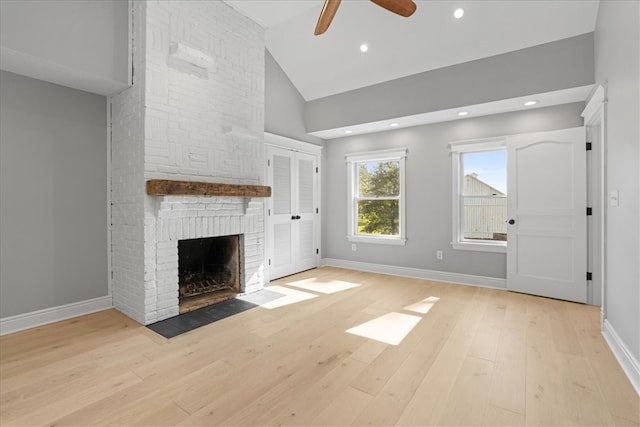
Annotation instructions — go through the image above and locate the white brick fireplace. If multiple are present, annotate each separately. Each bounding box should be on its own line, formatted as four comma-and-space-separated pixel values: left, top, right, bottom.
110, 0, 267, 325
145, 196, 264, 321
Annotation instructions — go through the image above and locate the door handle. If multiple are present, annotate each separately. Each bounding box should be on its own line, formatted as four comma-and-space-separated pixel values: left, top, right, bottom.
291, 215, 301, 220
507, 219, 515, 225
291, 215, 296, 220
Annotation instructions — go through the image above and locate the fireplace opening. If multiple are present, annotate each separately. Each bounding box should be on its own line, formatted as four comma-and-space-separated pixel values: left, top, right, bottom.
178, 235, 241, 313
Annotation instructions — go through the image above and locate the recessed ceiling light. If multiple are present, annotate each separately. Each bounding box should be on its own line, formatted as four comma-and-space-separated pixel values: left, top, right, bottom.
345, 130, 353, 134
360, 44, 368, 53
390, 122, 399, 127
454, 8, 464, 19
458, 111, 469, 116
524, 100, 538, 106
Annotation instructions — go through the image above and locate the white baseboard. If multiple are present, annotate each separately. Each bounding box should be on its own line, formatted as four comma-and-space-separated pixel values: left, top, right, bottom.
0, 295, 113, 336
321, 258, 506, 289
602, 319, 640, 397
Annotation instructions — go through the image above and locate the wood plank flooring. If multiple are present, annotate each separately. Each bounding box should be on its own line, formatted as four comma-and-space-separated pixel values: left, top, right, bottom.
1, 267, 638, 426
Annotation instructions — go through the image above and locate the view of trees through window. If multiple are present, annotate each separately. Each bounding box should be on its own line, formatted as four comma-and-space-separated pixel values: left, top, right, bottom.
356, 160, 400, 236
462, 150, 507, 241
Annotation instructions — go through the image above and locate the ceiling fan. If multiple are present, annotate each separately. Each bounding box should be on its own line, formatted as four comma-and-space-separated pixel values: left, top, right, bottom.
315, 0, 417, 35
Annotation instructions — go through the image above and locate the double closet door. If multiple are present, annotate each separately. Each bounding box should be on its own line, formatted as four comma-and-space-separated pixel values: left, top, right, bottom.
266, 144, 320, 280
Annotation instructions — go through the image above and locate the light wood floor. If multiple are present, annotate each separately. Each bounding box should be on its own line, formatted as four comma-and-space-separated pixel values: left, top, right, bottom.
1, 267, 638, 426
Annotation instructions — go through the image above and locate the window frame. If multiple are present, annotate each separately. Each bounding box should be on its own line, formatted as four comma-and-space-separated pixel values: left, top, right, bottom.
346, 148, 407, 246
449, 138, 507, 253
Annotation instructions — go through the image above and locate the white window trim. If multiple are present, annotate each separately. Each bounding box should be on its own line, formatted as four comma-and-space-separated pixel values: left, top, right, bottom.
346, 148, 407, 246
449, 138, 507, 253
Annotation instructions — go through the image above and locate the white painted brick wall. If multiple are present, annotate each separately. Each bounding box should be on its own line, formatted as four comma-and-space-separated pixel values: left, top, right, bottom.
144, 0, 265, 184
110, 0, 267, 325
109, 0, 147, 324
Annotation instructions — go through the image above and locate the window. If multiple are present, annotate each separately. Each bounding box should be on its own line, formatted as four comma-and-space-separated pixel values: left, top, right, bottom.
346, 149, 407, 245
450, 138, 507, 252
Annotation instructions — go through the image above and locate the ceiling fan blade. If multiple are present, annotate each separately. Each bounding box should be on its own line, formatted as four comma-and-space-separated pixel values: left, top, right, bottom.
369, 0, 417, 17
315, 0, 342, 35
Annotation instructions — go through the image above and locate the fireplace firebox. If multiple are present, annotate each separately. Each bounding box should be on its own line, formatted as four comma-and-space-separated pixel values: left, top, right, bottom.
178, 235, 241, 313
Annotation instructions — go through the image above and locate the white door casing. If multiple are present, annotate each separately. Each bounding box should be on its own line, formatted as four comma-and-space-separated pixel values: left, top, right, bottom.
506, 127, 588, 303
582, 85, 606, 317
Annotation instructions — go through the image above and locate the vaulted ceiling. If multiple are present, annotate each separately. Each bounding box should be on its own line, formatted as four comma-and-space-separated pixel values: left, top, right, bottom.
226, 0, 600, 101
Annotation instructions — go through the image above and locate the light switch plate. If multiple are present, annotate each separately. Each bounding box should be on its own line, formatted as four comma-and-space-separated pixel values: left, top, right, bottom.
609, 190, 619, 207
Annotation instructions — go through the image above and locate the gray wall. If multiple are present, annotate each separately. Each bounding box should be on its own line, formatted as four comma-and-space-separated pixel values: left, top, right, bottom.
0, 0, 130, 96
265, 49, 324, 146
323, 103, 585, 279
0, 71, 108, 318
595, 1, 640, 364
306, 33, 594, 133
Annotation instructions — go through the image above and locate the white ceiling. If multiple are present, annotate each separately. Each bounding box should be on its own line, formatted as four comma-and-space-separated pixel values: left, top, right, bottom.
227, 0, 600, 102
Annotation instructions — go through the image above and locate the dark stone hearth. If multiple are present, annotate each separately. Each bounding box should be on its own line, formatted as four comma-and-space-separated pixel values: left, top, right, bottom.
146, 289, 284, 338
147, 298, 256, 338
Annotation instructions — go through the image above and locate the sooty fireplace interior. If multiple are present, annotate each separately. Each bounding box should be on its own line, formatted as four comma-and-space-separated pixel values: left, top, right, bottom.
178, 235, 241, 313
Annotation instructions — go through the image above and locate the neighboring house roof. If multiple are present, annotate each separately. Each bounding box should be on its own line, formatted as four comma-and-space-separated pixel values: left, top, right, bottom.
464, 173, 505, 196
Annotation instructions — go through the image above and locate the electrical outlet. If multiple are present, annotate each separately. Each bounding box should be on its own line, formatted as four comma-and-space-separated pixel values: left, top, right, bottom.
436, 250, 443, 260
351, 243, 357, 252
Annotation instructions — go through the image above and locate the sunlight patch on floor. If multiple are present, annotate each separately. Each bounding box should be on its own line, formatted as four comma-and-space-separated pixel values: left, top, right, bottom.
403, 296, 440, 314
260, 285, 318, 309
284, 278, 360, 294
346, 312, 422, 345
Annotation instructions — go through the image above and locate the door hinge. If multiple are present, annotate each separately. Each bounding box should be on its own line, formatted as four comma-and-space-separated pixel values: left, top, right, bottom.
586, 207, 593, 216
316, 207, 319, 214
586, 142, 592, 151
587, 272, 593, 280
316, 248, 319, 255
269, 258, 271, 266
268, 208, 271, 216
267, 159, 271, 167
316, 167, 318, 173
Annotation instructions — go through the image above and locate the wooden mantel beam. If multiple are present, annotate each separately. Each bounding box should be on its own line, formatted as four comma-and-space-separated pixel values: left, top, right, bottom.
146, 180, 271, 197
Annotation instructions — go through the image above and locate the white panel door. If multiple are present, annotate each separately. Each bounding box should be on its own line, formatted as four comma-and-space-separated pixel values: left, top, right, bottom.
269, 150, 295, 279
267, 146, 319, 280
295, 152, 318, 272
506, 127, 587, 302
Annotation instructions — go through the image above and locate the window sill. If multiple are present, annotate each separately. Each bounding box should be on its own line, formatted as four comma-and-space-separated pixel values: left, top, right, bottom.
451, 241, 506, 253
348, 235, 407, 246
